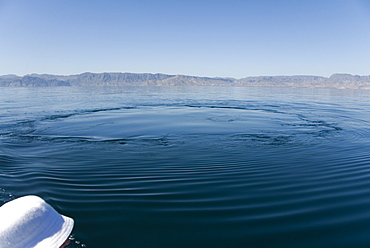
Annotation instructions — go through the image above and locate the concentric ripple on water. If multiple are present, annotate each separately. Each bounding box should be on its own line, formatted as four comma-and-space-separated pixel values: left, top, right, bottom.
1, 86, 370, 248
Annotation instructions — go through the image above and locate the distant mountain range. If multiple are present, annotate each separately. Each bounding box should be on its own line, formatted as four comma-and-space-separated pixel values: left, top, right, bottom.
0, 72, 369, 89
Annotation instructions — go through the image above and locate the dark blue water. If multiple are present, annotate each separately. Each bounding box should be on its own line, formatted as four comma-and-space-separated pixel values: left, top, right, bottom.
1, 86, 370, 248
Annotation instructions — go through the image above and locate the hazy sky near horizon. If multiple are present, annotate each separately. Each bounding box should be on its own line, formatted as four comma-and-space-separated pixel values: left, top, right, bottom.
1, 0, 370, 78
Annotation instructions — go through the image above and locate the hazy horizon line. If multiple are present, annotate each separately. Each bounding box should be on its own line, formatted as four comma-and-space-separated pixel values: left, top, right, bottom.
1, 71, 368, 80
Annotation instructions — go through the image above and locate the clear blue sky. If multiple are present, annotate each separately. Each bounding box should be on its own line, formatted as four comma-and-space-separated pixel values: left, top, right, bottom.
1, 0, 370, 78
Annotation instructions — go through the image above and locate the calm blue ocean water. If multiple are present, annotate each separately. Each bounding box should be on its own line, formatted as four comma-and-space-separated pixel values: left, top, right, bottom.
1, 86, 370, 248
